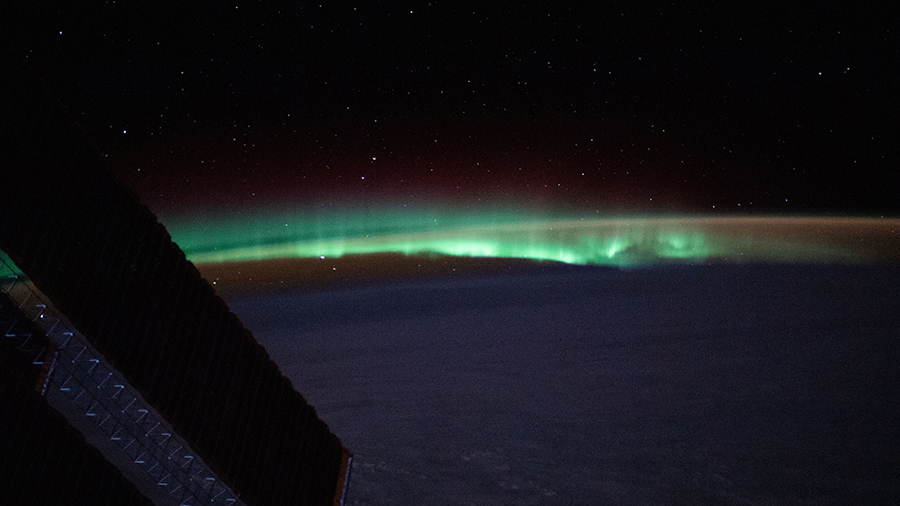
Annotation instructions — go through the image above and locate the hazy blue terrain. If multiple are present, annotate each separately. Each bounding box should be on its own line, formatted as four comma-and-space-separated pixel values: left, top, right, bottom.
225, 263, 900, 505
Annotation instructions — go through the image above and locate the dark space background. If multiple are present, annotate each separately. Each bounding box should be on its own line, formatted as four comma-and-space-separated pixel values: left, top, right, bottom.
2, 2, 897, 217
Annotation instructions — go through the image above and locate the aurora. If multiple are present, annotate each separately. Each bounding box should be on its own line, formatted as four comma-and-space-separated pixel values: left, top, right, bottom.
161, 210, 900, 267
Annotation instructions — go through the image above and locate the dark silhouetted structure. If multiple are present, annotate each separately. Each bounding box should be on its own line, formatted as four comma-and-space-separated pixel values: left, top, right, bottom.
1, 59, 351, 505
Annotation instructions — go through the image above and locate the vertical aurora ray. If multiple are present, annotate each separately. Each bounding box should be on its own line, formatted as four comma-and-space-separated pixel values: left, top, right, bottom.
161, 210, 900, 266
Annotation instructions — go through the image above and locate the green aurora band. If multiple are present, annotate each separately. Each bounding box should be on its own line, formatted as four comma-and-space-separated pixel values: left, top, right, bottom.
162, 210, 900, 267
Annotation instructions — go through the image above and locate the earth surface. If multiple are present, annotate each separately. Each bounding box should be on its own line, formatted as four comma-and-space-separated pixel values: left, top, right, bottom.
204, 257, 900, 505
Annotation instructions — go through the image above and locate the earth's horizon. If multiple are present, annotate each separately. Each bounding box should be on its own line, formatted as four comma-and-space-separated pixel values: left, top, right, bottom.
187, 215, 900, 295
187, 212, 900, 504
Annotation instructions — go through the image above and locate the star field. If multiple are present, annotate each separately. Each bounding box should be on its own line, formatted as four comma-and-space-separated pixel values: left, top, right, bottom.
3, 2, 896, 218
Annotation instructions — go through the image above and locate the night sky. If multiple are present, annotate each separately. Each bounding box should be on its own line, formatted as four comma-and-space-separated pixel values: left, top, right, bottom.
4, 2, 897, 218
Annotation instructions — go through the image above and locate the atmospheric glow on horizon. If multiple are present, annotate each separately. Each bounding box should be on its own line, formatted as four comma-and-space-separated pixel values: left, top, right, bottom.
162, 210, 900, 267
